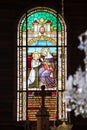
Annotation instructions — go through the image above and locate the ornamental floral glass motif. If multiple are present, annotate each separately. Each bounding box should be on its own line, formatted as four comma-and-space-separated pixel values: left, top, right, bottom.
17, 7, 67, 121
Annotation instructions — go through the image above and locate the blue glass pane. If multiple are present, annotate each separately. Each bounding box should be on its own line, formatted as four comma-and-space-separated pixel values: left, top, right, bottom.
31, 40, 54, 46
28, 47, 56, 53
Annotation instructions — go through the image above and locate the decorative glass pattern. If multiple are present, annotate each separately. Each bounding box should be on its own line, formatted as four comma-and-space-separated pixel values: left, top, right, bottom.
28, 91, 57, 121
17, 7, 67, 121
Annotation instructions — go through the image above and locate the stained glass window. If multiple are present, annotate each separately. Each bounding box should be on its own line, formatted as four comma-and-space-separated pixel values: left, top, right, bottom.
17, 7, 67, 121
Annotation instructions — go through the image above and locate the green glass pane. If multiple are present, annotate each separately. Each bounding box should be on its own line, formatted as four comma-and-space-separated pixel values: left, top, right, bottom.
23, 23, 26, 31
22, 11, 57, 31
58, 22, 62, 31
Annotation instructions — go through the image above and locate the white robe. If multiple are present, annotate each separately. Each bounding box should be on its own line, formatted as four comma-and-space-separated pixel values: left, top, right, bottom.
28, 59, 41, 87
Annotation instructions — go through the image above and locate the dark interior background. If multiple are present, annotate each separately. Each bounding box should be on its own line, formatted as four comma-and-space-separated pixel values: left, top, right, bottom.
0, 0, 87, 130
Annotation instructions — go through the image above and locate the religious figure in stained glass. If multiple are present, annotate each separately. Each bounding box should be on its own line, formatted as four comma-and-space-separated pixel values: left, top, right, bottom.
39, 48, 56, 88
28, 46, 56, 90
28, 51, 41, 87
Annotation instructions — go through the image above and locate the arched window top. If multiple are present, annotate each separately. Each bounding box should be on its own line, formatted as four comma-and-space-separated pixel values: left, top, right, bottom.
17, 7, 66, 46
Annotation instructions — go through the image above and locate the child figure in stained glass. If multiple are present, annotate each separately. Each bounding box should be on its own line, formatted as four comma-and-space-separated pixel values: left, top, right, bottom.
28, 51, 41, 87
39, 48, 56, 88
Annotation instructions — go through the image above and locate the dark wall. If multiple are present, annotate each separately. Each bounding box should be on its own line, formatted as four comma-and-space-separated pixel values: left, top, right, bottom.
65, 0, 87, 75
0, 0, 87, 130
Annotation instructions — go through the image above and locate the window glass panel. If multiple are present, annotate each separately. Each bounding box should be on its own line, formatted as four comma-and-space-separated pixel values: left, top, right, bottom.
17, 7, 67, 121
28, 46, 57, 90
